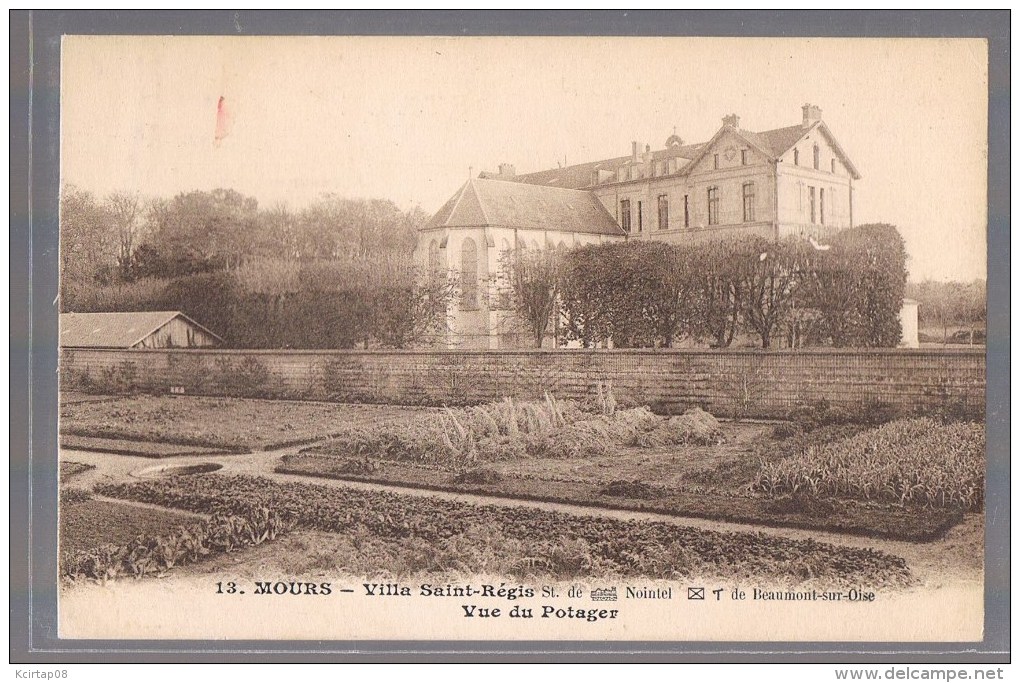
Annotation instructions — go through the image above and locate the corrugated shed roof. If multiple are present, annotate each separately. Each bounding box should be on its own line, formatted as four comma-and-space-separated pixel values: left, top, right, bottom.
60, 311, 223, 348
425, 178, 625, 236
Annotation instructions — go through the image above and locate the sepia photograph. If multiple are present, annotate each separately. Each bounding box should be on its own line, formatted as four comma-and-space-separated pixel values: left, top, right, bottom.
46, 29, 994, 648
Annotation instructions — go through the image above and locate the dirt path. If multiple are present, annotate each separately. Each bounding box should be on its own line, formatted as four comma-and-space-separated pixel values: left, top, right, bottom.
61, 445, 984, 589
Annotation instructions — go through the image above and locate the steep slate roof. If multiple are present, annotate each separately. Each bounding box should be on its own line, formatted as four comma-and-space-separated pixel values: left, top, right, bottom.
756, 124, 811, 157
60, 311, 223, 348
425, 178, 625, 236
511, 120, 860, 189
511, 141, 705, 190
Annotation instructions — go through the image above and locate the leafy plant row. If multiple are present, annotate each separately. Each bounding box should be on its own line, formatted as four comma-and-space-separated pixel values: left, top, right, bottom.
307, 391, 722, 469
97, 474, 912, 587
63, 505, 295, 582
751, 418, 985, 510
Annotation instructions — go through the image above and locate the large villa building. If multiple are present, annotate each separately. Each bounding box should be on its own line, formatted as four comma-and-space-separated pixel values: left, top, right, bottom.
418, 104, 863, 348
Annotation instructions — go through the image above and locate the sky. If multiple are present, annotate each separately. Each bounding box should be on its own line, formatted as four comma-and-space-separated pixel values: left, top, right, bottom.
61, 36, 988, 282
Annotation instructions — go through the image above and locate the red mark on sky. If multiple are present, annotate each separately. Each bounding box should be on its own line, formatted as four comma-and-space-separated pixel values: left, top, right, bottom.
214, 95, 233, 147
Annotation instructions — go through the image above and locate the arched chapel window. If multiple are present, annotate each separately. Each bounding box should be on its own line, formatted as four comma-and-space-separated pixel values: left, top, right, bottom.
461, 238, 478, 309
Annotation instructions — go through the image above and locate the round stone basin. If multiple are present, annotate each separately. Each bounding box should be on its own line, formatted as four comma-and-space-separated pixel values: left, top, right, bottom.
133, 462, 223, 479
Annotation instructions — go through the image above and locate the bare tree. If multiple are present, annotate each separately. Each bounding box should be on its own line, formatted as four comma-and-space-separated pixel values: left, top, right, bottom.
742, 238, 807, 349
106, 191, 144, 279
502, 247, 563, 348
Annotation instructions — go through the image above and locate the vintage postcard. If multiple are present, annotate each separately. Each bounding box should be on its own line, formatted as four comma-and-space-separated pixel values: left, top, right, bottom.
54, 33, 990, 646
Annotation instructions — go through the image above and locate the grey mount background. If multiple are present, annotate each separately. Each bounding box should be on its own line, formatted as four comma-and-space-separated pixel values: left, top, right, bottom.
10, 9, 1010, 663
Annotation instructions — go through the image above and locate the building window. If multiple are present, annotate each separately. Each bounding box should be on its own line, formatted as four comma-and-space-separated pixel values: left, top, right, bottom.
820, 188, 825, 225
683, 194, 690, 228
460, 238, 478, 309
742, 182, 755, 222
428, 239, 442, 279
713, 153, 719, 170
794, 149, 799, 166
707, 187, 719, 225
831, 158, 837, 173
620, 199, 631, 233
809, 186, 817, 224
658, 194, 669, 230
813, 145, 820, 170
637, 201, 643, 233
741, 149, 749, 165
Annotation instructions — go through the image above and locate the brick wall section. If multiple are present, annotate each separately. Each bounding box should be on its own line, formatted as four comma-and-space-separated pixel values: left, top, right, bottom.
60, 348, 986, 419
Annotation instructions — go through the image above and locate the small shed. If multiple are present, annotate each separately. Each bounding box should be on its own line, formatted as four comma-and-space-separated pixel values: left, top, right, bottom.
60, 311, 223, 349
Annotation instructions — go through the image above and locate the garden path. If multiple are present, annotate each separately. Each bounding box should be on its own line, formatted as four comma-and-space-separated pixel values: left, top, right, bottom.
61, 444, 983, 589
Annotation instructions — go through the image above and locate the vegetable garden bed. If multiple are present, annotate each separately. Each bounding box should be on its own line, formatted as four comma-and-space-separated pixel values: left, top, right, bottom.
60, 395, 431, 451
96, 474, 913, 587
60, 434, 240, 458
275, 454, 961, 542
60, 461, 96, 482
59, 492, 203, 575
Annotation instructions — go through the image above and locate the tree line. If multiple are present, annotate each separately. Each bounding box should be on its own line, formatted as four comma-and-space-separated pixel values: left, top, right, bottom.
63, 184, 956, 351
60, 185, 451, 349
502, 224, 910, 349
60, 185, 423, 287
905, 279, 986, 344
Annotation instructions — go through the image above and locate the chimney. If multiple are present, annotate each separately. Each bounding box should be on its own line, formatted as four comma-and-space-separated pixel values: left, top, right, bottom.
497, 163, 516, 178
631, 141, 643, 162
802, 103, 822, 128
642, 143, 653, 164
722, 113, 740, 128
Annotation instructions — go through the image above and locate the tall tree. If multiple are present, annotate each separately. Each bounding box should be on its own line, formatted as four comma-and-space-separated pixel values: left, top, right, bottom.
142, 188, 259, 275
297, 195, 417, 260
60, 185, 116, 288
646, 243, 701, 347
809, 224, 908, 347
106, 191, 144, 279
503, 247, 563, 348
742, 237, 807, 349
560, 243, 616, 347
692, 240, 745, 348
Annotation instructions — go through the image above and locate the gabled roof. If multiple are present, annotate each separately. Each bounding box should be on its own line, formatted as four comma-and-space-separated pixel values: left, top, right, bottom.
685, 121, 861, 180
679, 125, 778, 176
60, 311, 223, 348
424, 178, 625, 236
809, 121, 862, 180
510, 117, 861, 187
